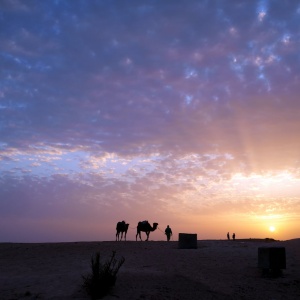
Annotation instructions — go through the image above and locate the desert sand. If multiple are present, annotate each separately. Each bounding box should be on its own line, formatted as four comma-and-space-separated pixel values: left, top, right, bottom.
0, 238, 299, 299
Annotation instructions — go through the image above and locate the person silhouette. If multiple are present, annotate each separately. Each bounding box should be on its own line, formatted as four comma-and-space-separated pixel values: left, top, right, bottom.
232, 233, 236, 240
165, 225, 172, 241
227, 232, 230, 240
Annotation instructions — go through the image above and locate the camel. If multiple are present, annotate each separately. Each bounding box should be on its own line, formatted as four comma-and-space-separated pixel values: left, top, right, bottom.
116, 221, 129, 241
136, 221, 158, 241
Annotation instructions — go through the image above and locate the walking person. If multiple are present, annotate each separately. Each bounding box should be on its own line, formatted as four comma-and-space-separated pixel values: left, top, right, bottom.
165, 225, 172, 241
232, 233, 236, 240
227, 232, 230, 240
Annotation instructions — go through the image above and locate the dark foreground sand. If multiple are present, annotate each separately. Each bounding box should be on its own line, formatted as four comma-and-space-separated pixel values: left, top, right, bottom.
0, 239, 299, 300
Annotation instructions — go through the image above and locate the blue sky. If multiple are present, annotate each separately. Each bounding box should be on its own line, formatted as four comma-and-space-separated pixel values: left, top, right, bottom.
1, 0, 300, 242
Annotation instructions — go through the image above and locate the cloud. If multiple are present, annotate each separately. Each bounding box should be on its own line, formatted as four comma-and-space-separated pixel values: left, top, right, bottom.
1, 0, 300, 241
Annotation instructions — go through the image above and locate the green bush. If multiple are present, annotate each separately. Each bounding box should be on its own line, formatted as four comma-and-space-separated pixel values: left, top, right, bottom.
82, 251, 125, 299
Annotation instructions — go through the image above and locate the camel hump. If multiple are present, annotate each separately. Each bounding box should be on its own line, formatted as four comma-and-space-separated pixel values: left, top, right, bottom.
137, 220, 149, 227
117, 221, 127, 229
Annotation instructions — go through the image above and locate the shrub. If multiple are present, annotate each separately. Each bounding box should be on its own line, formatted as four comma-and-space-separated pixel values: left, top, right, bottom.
82, 251, 125, 299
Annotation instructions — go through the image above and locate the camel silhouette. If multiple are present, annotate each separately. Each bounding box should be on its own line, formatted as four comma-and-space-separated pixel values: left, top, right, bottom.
136, 221, 158, 241
116, 221, 129, 241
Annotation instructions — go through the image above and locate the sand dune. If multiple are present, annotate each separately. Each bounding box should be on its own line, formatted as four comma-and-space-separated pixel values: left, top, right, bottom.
1, 239, 299, 299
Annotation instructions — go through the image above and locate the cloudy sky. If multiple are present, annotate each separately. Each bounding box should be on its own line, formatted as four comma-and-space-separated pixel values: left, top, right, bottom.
1, 0, 300, 242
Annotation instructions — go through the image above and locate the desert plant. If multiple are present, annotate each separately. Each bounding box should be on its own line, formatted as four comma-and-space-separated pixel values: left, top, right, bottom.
82, 251, 125, 299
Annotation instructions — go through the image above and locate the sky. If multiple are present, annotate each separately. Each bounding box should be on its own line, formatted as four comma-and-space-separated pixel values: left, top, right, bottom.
1, 0, 300, 242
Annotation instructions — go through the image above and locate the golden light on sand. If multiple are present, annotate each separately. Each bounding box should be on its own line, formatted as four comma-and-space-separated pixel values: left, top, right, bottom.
269, 225, 276, 232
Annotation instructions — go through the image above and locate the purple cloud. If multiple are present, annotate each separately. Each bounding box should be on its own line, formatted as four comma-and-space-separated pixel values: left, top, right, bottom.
1, 0, 300, 242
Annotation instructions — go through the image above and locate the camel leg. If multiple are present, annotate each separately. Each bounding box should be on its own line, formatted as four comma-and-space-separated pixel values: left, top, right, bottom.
116, 232, 119, 241
136, 231, 142, 241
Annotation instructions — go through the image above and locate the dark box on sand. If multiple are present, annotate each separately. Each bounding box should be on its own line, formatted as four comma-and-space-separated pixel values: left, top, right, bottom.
178, 233, 197, 249
258, 247, 286, 270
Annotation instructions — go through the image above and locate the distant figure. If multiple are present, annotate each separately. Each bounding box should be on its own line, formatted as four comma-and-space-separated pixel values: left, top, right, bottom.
232, 233, 236, 240
116, 221, 129, 241
136, 221, 159, 241
165, 225, 173, 241
227, 232, 230, 240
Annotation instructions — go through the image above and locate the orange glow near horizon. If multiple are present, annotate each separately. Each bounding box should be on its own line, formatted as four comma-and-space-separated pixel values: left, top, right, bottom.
165, 204, 299, 242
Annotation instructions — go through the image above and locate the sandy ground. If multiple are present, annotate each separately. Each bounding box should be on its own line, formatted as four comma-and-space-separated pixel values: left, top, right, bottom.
0, 239, 299, 299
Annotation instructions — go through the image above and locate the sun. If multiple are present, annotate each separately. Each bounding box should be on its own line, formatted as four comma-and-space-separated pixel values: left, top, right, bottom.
269, 226, 276, 232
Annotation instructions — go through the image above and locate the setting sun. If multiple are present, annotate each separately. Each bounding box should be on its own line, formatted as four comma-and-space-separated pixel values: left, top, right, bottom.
1, 0, 300, 245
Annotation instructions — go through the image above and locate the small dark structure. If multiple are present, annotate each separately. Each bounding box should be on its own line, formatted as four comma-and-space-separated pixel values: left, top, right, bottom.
258, 247, 286, 277
178, 233, 197, 249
